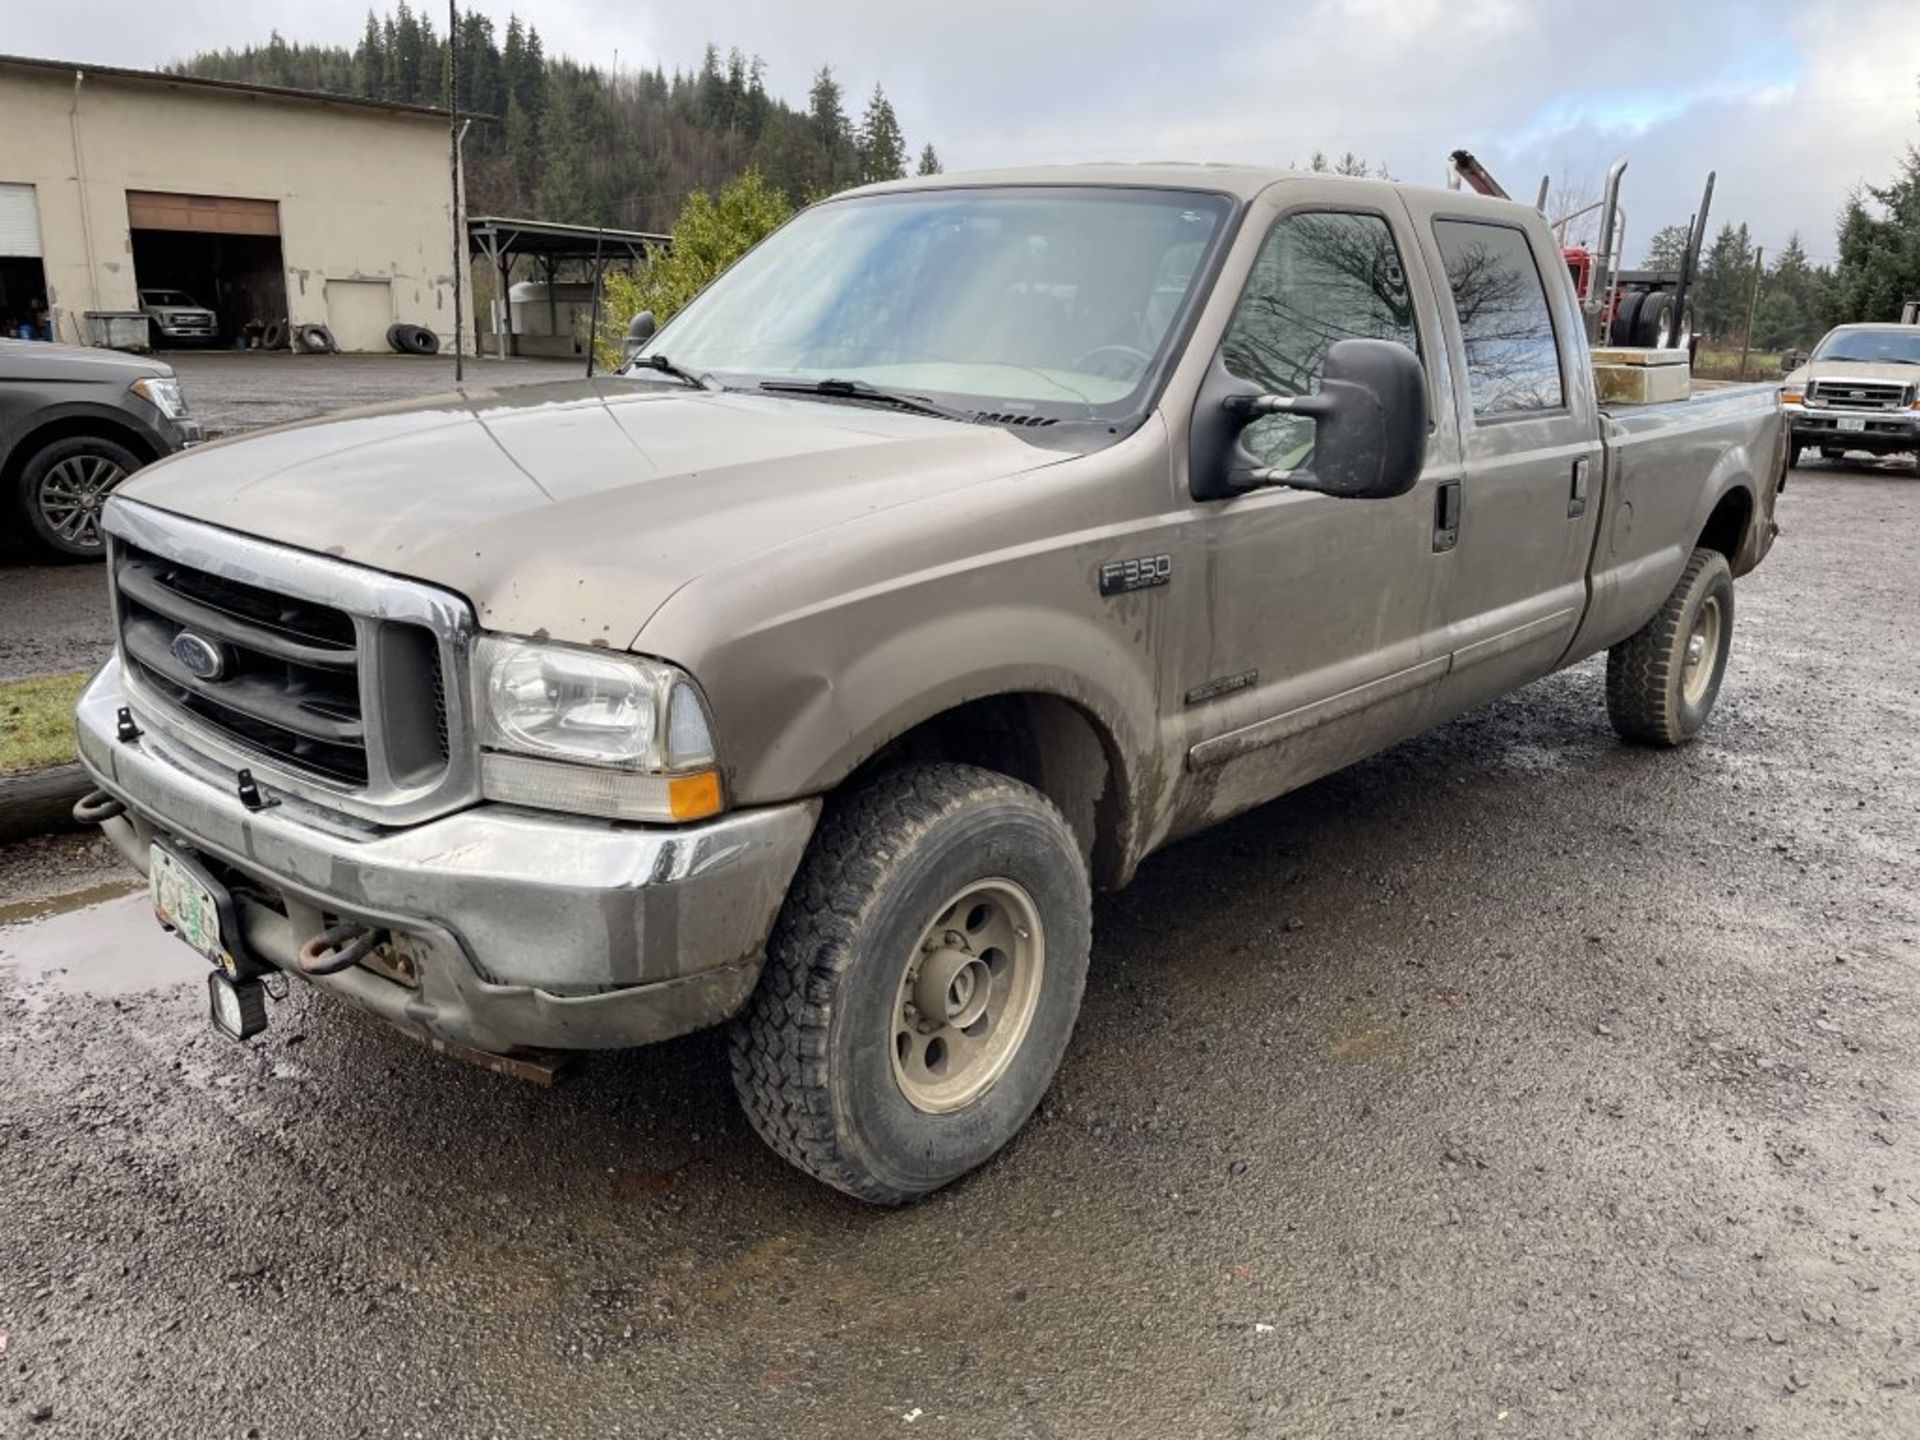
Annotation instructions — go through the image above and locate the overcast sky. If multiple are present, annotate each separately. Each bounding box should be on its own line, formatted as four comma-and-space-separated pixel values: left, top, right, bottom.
12, 0, 1917, 264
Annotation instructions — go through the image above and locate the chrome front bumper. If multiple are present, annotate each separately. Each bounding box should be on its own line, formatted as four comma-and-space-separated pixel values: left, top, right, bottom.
76, 657, 818, 1052
1785, 402, 1919, 447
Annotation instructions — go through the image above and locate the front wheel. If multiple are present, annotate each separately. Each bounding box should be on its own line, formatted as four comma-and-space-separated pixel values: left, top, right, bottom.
1606, 547, 1734, 746
730, 763, 1091, 1203
12, 435, 143, 559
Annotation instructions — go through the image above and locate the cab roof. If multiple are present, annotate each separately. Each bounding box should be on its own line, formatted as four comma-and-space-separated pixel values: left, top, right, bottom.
839, 161, 1520, 215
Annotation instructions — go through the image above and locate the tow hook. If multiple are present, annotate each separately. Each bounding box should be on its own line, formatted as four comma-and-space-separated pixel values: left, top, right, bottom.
297, 922, 390, 976
72, 789, 126, 825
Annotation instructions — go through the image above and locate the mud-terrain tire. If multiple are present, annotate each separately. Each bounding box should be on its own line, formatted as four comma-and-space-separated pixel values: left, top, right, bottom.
1606, 546, 1734, 746
730, 763, 1091, 1204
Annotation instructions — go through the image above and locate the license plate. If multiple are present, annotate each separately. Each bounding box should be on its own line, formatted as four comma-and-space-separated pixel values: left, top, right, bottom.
1838, 417, 1867, 433
150, 842, 235, 973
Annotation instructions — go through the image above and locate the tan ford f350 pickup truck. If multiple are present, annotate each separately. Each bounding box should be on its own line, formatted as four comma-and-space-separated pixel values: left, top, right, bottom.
73, 166, 1783, 1201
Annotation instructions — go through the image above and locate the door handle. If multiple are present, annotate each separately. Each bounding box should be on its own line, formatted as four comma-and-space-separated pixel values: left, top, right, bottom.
1568, 457, 1591, 518
1433, 479, 1461, 552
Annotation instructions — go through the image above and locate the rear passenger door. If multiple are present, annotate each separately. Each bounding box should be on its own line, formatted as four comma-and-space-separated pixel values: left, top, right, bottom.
1401, 200, 1603, 713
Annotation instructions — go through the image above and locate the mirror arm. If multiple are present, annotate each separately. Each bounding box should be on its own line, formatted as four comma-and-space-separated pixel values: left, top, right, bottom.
1225, 392, 1335, 421
1234, 464, 1340, 495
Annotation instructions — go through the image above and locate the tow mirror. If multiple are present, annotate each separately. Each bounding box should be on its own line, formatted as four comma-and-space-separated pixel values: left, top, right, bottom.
1193, 338, 1428, 501
622, 310, 657, 363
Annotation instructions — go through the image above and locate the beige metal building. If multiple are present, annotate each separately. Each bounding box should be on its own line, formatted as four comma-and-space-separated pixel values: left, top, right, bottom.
0, 54, 472, 352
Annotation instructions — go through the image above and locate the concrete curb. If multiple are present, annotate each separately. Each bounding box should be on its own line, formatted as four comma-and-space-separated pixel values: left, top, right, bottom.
0, 762, 91, 845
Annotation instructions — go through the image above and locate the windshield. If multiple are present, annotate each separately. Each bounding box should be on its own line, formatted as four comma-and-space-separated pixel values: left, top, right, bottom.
141, 291, 194, 307
1812, 328, 1920, 365
635, 186, 1235, 420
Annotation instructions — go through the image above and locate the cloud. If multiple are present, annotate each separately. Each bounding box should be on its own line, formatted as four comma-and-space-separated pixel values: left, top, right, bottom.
9, 0, 1915, 261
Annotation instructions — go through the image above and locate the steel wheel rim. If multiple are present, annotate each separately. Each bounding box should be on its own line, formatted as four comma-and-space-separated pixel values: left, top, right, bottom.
37, 453, 127, 550
891, 877, 1045, 1115
1681, 595, 1722, 705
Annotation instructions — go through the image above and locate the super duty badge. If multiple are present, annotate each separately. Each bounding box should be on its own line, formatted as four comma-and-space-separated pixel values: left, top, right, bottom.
1099, 554, 1172, 596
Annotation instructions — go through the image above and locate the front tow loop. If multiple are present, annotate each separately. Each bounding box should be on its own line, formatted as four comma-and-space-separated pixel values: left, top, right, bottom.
297, 922, 390, 976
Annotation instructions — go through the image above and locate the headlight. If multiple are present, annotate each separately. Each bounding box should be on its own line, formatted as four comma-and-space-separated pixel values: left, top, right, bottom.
472, 635, 722, 822
130, 376, 190, 420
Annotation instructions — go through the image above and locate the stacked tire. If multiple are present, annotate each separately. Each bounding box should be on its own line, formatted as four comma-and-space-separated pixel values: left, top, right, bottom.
386, 324, 440, 356
1609, 291, 1693, 351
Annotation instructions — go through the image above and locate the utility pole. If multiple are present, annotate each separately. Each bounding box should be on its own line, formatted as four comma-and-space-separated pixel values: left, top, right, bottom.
447, 0, 465, 383
1737, 246, 1764, 380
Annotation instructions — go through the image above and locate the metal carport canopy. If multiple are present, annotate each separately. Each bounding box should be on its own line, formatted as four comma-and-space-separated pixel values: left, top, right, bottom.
467, 215, 669, 359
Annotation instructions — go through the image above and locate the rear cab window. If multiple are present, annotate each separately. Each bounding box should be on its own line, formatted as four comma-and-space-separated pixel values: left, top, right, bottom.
1429, 219, 1564, 418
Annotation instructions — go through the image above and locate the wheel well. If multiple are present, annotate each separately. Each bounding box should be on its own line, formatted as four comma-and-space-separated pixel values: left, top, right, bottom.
1, 415, 160, 486
1696, 486, 1752, 563
845, 692, 1128, 889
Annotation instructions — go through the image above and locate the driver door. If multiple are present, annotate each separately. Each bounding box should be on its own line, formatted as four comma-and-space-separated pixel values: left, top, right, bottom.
1163, 186, 1464, 837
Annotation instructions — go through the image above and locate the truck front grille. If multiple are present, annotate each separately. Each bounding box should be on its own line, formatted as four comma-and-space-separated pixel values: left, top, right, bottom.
105, 502, 476, 825
117, 544, 376, 785
1809, 379, 1913, 411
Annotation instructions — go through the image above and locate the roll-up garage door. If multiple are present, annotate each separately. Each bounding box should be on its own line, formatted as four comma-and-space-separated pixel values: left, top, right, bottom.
0, 184, 43, 256
125, 191, 279, 236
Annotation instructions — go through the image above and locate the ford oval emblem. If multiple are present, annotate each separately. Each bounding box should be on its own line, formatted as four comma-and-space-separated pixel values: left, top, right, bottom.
170, 631, 225, 681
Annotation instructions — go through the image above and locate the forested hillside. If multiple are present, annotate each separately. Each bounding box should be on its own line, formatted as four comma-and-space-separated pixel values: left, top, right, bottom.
175, 3, 940, 231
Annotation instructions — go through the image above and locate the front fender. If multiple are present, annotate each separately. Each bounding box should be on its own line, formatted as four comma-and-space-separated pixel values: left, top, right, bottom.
732, 602, 1153, 806
0, 398, 171, 474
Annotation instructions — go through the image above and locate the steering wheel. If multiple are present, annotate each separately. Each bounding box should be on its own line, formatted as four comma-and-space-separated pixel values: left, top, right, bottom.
1071, 344, 1151, 382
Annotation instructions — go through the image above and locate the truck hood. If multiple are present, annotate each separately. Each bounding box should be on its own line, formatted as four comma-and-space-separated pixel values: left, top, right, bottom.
117, 379, 1067, 646
1788, 359, 1920, 388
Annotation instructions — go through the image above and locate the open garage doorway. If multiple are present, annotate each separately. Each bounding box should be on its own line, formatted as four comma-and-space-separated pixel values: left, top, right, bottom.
0, 181, 49, 340
127, 191, 286, 348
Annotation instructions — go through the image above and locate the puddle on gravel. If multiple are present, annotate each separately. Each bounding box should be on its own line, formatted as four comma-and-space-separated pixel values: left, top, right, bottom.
0, 887, 206, 1004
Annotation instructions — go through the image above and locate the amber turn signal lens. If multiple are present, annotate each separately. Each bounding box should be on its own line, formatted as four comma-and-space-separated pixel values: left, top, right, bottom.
1781, 390, 1803, 405
667, 770, 724, 821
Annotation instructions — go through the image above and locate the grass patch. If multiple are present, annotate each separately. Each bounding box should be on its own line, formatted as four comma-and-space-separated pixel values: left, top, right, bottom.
0, 671, 89, 774
1692, 347, 1790, 382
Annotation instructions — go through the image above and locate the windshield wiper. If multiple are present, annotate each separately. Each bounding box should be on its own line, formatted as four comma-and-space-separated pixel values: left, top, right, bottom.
757, 377, 974, 423
627, 353, 714, 390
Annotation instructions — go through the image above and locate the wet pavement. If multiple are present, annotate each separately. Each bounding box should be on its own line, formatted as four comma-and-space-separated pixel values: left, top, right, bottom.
1, 459, 1918, 1438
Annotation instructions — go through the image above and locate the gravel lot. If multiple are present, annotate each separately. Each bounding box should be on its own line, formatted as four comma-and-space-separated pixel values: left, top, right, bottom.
0, 352, 577, 682
0, 458, 1915, 1437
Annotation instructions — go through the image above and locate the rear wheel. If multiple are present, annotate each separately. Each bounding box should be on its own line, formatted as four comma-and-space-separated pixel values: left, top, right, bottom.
1606, 547, 1734, 746
11, 435, 143, 559
1635, 291, 1676, 348
1609, 292, 1645, 348
730, 763, 1091, 1203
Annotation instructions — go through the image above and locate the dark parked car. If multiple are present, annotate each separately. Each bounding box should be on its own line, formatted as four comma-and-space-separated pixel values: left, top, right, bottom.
1, 338, 201, 559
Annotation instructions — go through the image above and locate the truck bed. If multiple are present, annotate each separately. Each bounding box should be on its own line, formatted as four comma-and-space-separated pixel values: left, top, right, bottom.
1571, 379, 1783, 661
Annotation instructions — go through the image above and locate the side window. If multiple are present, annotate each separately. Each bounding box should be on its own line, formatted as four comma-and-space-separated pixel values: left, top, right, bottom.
1221, 210, 1420, 469
1430, 219, 1564, 416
